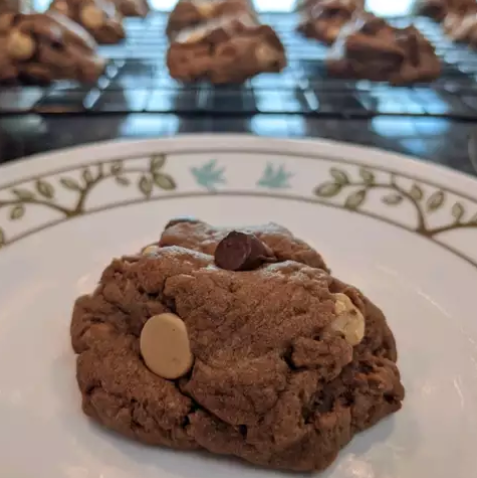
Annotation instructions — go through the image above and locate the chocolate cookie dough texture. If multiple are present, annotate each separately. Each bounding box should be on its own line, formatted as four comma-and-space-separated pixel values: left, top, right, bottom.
71, 219, 404, 472
0, 0, 32, 14
166, 0, 253, 39
327, 14, 441, 84
442, 2, 477, 44
0, 11, 105, 84
166, 0, 286, 83
113, 0, 149, 17
415, 0, 477, 46
415, 0, 475, 20
297, 0, 365, 44
49, 0, 125, 44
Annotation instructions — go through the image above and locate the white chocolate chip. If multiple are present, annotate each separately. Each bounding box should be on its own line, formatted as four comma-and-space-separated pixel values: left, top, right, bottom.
184, 29, 206, 43
327, 293, 365, 346
141, 245, 160, 256
7, 30, 36, 60
140, 313, 193, 380
80, 4, 105, 29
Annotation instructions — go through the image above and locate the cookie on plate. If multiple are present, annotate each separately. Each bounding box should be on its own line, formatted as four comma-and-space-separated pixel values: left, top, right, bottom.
71, 219, 404, 472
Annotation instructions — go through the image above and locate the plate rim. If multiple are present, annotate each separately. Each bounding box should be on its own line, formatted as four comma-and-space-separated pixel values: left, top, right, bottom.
0, 134, 476, 271
0, 134, 476, 199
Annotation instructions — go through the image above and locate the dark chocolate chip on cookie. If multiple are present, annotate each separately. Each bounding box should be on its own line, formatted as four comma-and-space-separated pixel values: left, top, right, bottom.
214, 231, 276, 271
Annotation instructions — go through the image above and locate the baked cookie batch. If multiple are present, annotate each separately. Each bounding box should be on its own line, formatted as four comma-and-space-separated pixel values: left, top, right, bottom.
0, 0, 147, 83
71, 219, 405, 472
0, 0, 473, 85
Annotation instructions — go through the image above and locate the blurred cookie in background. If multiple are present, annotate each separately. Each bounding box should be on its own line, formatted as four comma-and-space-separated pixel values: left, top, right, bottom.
297, 0, 365, 45
0, 0, 33, 14
48, 0, 125, 44
113, 0, 149, 17
327, 13, 441, 84
0, 11, 105, 84
442, 0, 477, 44
414, 0, 449, 20
167, 13, 286, 83
166, 0, 254, 39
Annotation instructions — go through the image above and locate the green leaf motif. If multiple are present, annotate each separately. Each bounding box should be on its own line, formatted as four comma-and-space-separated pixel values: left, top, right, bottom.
314, 182, 342, 198
12, 188, 35, 201
191, 160, 226, 190
410, 184, 424, 201
0, 227, 5, 248
60, 177, 81, 191
139, 175, 153, 198
110, 161, 123, 175
382, 193, 403, 205
153, 173, 176, 190
150, 154, 166, 171
115, 175, 130, 186
345, 189, 367, 210
451, 202, 465, 222
257, 163, 293, 189
10, 204, 25, 220
36, 179, 54, 199
427, 190, 445, 212
359, 168, 375, 185
330, 168, 349, 185
82, 168, 94, 185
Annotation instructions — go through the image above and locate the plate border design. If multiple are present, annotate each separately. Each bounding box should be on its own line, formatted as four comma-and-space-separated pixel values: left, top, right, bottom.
1, 146, 476, 269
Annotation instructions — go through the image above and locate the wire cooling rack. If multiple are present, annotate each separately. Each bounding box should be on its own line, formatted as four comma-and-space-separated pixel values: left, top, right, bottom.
2, 12, 477, 118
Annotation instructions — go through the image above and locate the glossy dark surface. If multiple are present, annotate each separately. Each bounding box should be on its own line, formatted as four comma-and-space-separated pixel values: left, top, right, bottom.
0, 12, 476, 176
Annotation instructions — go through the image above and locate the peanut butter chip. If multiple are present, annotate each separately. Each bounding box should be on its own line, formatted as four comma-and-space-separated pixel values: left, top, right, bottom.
141, 244, 160, 256
327, 293, 365, 346
196, 1, 216, 18
80, 5, 105, 29
7, 30, 36, 60
140, 313, 193, 380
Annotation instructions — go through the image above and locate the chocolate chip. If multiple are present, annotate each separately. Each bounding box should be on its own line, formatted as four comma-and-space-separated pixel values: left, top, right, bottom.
214, 231, 276, 271
165, 217, 200, 229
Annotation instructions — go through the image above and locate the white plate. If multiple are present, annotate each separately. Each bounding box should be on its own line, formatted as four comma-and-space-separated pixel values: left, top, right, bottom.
1, 135, 477, 478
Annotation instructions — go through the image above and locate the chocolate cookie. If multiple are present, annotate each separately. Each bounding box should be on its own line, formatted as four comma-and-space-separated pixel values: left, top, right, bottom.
327, 14, 441, 84
298, 0, 364, 44
0, 11, 105, 84
113, 0, 149, 17
166, 0, 253, 39
166, 12, 286, 83
49, 0, 125, 44
71, 220, 404, 472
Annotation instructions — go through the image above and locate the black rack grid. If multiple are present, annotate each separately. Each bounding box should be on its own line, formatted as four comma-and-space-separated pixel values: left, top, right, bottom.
2, 12, 477, 118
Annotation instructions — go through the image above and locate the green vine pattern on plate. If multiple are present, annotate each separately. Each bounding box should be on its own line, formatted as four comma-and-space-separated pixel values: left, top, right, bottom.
0, 154, 176, 248
1, 156, 477, 251
314, 167, 477, 238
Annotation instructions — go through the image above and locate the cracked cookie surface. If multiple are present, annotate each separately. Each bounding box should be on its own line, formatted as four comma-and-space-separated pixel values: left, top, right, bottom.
71, 220, 404, 472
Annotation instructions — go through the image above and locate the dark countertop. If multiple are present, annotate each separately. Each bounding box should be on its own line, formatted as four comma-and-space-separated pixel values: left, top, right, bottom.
0, 13, 476, 177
